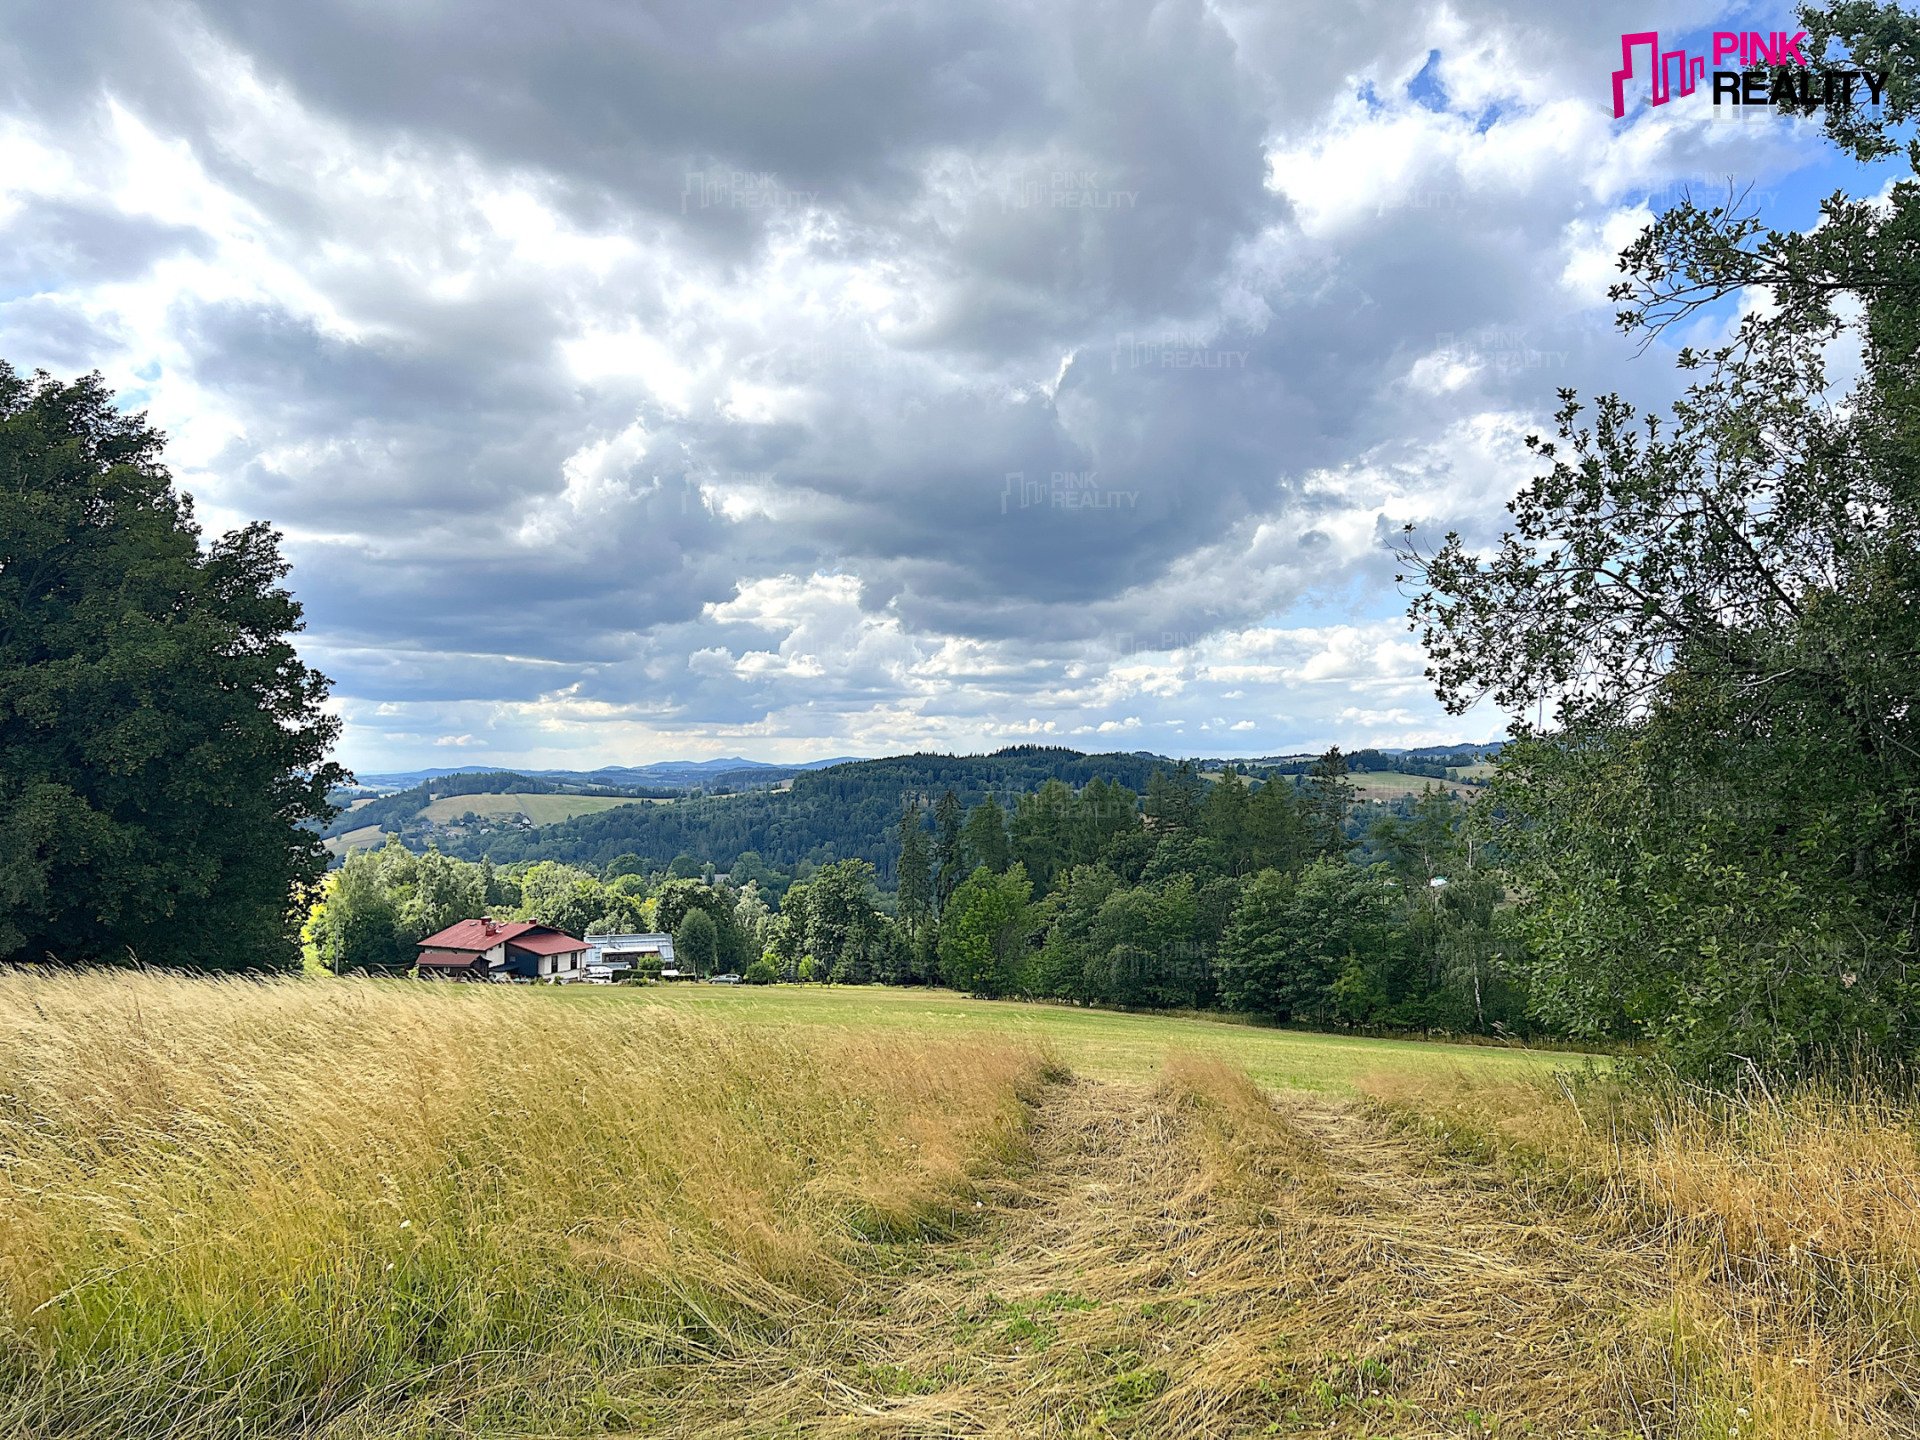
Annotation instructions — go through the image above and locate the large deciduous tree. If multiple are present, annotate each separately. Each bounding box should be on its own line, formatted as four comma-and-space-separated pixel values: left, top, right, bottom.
0, 366, 345, 970
938, 863, 1035, 998
1396, 3, 1920, 1078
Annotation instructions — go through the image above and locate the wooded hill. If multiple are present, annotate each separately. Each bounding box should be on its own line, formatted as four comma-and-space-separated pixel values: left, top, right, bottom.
430, 746, 1478, 882
434, 748, 1158, 877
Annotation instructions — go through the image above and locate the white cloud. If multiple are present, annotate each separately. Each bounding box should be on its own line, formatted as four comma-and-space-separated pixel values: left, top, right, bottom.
0, 0, 1846, 771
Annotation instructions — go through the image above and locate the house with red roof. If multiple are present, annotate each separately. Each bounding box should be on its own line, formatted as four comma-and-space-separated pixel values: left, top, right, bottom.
415, 917, 590, 983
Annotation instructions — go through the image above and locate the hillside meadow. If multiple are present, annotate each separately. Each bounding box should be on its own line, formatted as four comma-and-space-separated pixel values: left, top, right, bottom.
2, 972, 1917, 1437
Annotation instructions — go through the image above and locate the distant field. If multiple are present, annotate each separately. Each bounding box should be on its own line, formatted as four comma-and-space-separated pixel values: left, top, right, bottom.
322, 823, 387, 857
1344, 769, 1478, 801
574, 982, 1580, 1093
1448, 761, 1499, 781
419, 791, 656, 825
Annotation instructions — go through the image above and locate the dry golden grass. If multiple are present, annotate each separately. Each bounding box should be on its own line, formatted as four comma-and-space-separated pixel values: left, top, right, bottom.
10, 969, 1914, 1440
0, 968, 1053, 1438
1365, 1065, 1920, 1438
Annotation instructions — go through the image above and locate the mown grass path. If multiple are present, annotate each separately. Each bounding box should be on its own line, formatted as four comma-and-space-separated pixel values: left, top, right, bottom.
650, 1069, 1668, 1438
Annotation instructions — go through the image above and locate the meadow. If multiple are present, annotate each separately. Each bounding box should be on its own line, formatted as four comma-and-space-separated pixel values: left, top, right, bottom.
3, 973, 1917, 1438
582, 981, 1570, 1092
418, 792, 656, 825
0, 972, 1046, 1438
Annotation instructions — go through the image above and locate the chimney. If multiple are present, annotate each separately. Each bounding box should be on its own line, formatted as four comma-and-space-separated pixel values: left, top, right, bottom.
482, 917, 497, 937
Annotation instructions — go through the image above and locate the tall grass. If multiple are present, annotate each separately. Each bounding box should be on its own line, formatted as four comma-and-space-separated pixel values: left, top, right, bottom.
1366, 1063, 1920, 1438
0, 969, 1052, 1438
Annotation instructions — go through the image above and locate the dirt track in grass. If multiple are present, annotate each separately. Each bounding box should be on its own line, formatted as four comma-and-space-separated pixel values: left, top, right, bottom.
645, 1066, 1674, 1439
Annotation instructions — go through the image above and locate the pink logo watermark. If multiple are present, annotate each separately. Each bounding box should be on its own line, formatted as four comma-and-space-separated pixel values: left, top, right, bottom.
1610, 29, 1809, 117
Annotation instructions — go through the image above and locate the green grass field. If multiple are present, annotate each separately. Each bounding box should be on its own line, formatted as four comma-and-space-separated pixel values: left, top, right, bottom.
566, 982, 1581, 1093
418, 791, 657, 825
1447, 761, 1499, 781
321, 822, 387, 857
1343, 769, 1478, 801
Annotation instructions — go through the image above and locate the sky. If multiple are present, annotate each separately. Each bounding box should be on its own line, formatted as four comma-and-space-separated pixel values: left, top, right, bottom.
0, 1, 1875, 772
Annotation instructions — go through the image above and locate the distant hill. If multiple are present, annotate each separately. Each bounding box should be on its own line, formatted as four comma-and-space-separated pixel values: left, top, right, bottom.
357, 755, 863, 792
320, 770, 677, 851
362, 743, 1502, 881
437, 747, 1173, 881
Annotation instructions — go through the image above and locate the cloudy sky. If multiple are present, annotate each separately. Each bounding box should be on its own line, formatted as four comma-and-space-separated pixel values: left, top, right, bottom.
0, 1, 1866, 771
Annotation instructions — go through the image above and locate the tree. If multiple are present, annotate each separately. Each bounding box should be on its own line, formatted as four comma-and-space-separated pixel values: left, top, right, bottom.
1218, 860, 1403, 1023
1009, 779, 1074, 891
1142, 830, 1225, 885
308, 846, 414, 974
933, 788, 966, 910
1075, 777, 1142, 869
728, 849, 784, 895
961, 794, 1012, 874
1395, 3, 1920, 1078
1216, 869, 1295, 1015
1302, 749, 1354, 858
761, 911, 799, 979
1198, 767, 1252, 872
674, 908, 718, 977
801, 858, 885, 982
653, 878, 751, 971
773, 881, 810, 973
1244, 778, 1310, 874
1030, 863, 1123, 1001
305, 840, 507, 975
1086, 873, 1205, 1009
513, 861, 605, 937
1366, 788, 1462, 890
0, 366, 346, 970
896, 802, 933, 940
407, 849, 487, 940
733, 880, 771, 953
939, 864, 1034, 997
1144, 762, 1204, 830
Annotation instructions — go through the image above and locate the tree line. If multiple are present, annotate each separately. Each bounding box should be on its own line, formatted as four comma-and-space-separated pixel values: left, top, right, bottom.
310, 753, 1528, 1040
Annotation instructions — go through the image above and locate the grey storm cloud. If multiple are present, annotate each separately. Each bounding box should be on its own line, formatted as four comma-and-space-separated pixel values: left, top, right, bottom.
0, 0, 1835, 765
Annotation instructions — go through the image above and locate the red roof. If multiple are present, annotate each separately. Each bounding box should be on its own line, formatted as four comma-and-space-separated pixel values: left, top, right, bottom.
417, 918, 583, 953
418, 918, 534, 952
506, 930, 589, 956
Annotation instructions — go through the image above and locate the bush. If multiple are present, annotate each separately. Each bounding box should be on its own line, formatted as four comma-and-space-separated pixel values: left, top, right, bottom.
745, 957, 778, 985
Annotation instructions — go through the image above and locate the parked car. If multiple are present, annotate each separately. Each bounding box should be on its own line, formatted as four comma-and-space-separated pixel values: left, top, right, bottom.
707, 973, 744, 985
